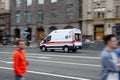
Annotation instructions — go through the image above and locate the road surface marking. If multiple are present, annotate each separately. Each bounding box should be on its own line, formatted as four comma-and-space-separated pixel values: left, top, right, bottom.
37, 57, 52, 59
0, 66, 91, 80
0, 51, 100, 67
0, 59, 100, 67
28, 59, 100, 67
0, 51, 11, 53
28, 54, 100, 59
0, 51, 100, 59
0, 60, 13, 64
27, 56, 52, 59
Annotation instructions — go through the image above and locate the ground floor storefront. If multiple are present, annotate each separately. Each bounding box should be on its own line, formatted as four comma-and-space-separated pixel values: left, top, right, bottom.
82, 18, 120, 41
10, 23, 80, 42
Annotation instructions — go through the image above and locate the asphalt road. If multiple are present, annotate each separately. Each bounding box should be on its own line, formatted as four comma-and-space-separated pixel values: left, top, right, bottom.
0, 46, 102, 80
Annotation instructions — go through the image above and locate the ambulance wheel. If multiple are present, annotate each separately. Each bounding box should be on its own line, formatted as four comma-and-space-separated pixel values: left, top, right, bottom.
63, 46, 69, 53
72, 49, 77, 53
41, 46, 47, 52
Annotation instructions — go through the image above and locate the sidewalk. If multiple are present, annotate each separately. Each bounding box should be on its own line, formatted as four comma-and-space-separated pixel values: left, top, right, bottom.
82, 41, 104, 50
0, 43, 38, 48
29, 43, 38, 48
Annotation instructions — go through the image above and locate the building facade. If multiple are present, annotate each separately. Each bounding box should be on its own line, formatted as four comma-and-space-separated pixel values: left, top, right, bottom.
82, 0, 120, 41
0, 0, 10, 43
10, 0, 82, 42
0, 0, 9, 10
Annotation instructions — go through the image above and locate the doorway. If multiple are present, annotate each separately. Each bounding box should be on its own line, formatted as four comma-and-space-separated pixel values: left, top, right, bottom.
94, 25, 104, 41
37, 28, 45, 40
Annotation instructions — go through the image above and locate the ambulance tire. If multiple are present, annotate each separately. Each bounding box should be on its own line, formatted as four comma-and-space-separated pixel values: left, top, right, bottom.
72, 49, 77, 53
63, 46, 69, 53
41, 46, 47, 52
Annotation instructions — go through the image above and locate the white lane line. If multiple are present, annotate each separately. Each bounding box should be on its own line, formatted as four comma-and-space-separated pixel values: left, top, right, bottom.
0, 60, 13, 64
28, 59, 100, 67
0, 51, 100, 67
37, 57, 52, 59
28, 70, 91, 80
0, 51, 100, 60
0, 59, 100, 67
0, 66, 91, 80
28, 54, 100, 59
7, 62, 13, 64
27, 56, 52, 59
0, 51, 11, 53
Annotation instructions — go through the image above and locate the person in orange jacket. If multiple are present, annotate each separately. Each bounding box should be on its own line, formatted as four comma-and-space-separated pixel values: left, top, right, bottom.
13, 40, 28, 80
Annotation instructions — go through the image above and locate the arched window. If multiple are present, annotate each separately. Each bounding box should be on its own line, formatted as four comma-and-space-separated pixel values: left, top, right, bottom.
37, 28, 45, 40
27, 28, 32, 40
49, 26, 57, 33
64, 26, 73, 29
14, 28, 20, 38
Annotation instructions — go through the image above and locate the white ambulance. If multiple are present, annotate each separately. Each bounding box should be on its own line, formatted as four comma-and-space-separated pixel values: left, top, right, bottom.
39, 28, 82, 52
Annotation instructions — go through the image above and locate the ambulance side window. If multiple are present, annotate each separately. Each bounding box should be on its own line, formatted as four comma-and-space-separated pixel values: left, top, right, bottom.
44, 36, 51, 42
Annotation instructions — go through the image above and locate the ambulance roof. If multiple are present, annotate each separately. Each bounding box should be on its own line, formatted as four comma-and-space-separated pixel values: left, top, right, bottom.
52, 28, 81, 34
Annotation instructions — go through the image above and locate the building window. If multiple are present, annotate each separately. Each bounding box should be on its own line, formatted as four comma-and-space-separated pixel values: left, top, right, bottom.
93, 0, 105, 2
38, 10, 43, 22
0, 18, 5, 24
15, 13, 20, 23
66, 4, 73, 20
94, 8, 105, 18
25, 12, 32, 22
51, 0, 57, 3
16, 0, 21, 8
0, 18, 2, 24
98, 12, 101, 18
50, 9, 57, 21
93, 0, 105, 5
1, 0, 5, 3
115, 6, 120, 17
115, 24, 120, 40
26, 0, 32, 6
38, 0, 44, 4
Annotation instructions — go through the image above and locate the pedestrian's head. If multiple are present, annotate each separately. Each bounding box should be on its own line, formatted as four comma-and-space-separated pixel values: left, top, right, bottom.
104, 34, 117, 49
16, 39, 25, 50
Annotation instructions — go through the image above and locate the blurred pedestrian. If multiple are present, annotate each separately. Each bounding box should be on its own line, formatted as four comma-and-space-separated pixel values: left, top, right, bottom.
115, 41, 120, 80
13, 39, 29, 80
100, 34, 120, 80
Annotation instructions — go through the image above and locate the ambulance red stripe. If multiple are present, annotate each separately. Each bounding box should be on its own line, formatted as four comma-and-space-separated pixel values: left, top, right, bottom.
41, 40, 82, 45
